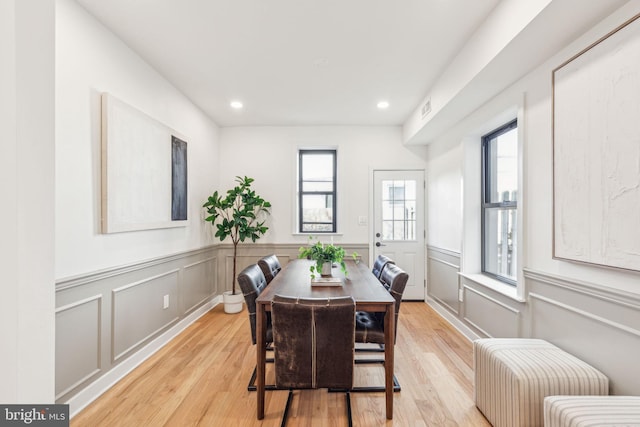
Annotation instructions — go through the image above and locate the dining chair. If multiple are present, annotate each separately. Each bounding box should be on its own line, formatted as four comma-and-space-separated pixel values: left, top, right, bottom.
371, 254, 395, 282
352, 263, 408, 392
237, 263, 275, 391
258, 254, 282, 284
271, 294, 355, 427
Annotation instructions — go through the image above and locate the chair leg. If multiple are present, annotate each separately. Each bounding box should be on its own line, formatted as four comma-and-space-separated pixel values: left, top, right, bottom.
248, 343, 276, 391
346, 391, 353, 427
280, 390, 294, 427
247, 359, 276, 391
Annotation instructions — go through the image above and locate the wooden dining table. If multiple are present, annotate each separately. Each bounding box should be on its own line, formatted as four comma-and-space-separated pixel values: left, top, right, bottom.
255, 258, 396, 420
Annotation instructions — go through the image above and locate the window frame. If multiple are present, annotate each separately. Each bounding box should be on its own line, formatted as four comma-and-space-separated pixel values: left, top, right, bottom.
298, 149, 337, 233
481, 119, 518, 285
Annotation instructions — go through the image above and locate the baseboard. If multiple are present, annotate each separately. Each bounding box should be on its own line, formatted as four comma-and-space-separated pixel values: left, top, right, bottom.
426, 297, 481, 342
66, 295, 221, 418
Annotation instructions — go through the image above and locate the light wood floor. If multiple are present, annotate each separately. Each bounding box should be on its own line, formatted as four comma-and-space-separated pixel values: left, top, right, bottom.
71, 302, 491, 426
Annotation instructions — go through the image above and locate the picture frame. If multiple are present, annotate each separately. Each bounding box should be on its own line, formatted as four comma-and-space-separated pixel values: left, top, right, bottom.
101, 93, 189, 233
552, 14, 640, 272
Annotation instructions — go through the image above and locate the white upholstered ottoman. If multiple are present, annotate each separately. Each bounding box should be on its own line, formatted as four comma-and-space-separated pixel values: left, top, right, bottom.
544, 396, 640, 427
474, 339, 609, 427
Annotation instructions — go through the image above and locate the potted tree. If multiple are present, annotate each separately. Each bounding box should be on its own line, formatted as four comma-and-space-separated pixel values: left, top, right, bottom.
203, 176, 271, 313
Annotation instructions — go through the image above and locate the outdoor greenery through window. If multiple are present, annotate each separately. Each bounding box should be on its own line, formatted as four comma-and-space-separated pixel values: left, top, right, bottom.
298, 149, 337, 233
482, 119, 518, 284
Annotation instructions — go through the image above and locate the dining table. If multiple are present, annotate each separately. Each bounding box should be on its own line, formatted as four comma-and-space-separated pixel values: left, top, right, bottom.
255, 258, 396, 420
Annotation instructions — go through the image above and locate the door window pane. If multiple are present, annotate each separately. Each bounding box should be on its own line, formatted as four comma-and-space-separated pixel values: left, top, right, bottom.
381, 179, 417, 241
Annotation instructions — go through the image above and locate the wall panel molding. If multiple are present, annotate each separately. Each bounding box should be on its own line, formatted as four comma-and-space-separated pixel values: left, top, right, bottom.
524, 268, 640, 309
112, 269, 180, 362
55, 294, 103, 400
56, 246, 218, 406
427, 246, 461, 315
56, 245, 217, 291
183, 256, 216, 314
426, 245, 461, 260
529, 292, 640, 339
463, 285, 521, 338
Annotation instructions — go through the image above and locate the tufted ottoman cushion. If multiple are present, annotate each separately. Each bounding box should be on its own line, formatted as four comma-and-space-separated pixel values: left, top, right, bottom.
544, 395, 640, 427
474, 338, 609, 427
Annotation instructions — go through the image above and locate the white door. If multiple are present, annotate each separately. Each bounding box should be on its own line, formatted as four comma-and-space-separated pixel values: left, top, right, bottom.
373, 170, 425, 300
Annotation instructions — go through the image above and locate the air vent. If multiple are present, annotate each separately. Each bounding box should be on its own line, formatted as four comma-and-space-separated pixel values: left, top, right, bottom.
421, 98, 432, 119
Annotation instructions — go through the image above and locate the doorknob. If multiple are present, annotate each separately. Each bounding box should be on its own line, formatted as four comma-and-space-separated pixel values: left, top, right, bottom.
376, 242, 386, 247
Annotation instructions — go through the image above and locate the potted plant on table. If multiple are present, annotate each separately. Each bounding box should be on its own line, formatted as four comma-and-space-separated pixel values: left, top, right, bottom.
203, 176, 271, 313
298, 237, 358, 279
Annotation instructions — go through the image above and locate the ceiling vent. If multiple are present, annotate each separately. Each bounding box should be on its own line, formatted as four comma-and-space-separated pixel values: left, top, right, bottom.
421, 98, 432, 119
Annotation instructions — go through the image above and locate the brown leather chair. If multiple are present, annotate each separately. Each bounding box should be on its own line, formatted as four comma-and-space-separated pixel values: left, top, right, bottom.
237, 264, 274, 391
371, 254, 395, 282
271, 295, 355, 426
353, 263, 408, 392
258, 254, 282, 284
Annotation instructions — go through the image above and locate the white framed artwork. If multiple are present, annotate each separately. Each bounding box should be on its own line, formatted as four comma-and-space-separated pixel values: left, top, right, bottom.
553, 14, 640, 272
101, 93, 189, 233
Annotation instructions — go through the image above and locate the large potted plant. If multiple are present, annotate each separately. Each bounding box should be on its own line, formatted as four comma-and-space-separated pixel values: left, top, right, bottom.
203, 176, 271, 313
298, 237, 357, 279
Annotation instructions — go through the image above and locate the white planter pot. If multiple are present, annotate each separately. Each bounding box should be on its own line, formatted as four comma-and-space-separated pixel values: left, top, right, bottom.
320, 262, 333, 277
223, 291, 244, 314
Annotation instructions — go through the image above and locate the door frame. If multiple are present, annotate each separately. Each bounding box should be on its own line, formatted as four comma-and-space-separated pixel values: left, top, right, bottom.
369, 168, 427, 300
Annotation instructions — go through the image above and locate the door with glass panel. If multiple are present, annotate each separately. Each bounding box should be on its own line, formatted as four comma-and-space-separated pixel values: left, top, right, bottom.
373, 170, 425, 300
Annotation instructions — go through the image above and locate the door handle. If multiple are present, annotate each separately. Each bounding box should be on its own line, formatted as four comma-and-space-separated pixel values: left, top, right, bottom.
375, 242, 386, 247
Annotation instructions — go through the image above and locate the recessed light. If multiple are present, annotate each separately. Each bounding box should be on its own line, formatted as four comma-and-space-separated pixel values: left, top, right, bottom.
377, 101, 389, 109
230, 101, 243, 109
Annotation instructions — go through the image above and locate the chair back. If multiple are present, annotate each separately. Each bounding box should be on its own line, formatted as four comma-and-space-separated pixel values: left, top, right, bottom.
371, 254, 395, 281
271, 295, 355, 390
380, 263, 409, 342
237, 264, 271, 344
258, 254, 282, 284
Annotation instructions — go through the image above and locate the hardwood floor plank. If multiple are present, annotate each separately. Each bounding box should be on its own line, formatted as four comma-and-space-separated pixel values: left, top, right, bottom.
70, 302, 491, 426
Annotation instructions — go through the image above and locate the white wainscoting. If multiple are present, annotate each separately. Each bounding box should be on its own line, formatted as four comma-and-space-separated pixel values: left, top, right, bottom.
525, 268, 640, 395
56, 246, 218, 413
426, 246, 640, 396
57, 243, 369, 417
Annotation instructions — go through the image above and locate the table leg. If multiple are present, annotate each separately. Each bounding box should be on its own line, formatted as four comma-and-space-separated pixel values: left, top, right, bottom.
384, 303, 395, 419
256, 303, 266, 419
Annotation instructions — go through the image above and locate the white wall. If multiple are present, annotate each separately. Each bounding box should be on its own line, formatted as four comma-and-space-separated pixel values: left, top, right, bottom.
426, 137, 462, 252
0, 0, 55, 403
427, 2, 640, 295
55, 0, 220, 279
219, 126, 427, 246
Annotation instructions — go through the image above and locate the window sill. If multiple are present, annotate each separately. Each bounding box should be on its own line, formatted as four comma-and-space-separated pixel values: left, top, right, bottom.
458, 272, 526, 303
292, 232, 344, 237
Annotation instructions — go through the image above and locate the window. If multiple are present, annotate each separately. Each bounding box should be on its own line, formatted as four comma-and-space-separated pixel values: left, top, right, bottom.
298, 149, 337, 233
482, 119, 517, 284
381, 180, 417, 241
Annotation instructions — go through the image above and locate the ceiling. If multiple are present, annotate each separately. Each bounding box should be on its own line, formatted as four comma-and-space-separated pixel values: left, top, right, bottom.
73, 0, 501, 127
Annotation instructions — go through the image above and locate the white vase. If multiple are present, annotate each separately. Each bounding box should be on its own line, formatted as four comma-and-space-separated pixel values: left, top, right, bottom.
320, 262, 333, 277
223, 290, 244, 314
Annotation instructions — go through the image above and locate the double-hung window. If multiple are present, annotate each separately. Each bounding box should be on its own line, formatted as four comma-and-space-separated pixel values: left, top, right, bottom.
298, 149, 337, 233
481, 120, 518, 284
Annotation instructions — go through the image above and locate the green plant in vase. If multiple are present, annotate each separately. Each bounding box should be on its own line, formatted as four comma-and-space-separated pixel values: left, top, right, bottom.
298, 236, 358, 279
